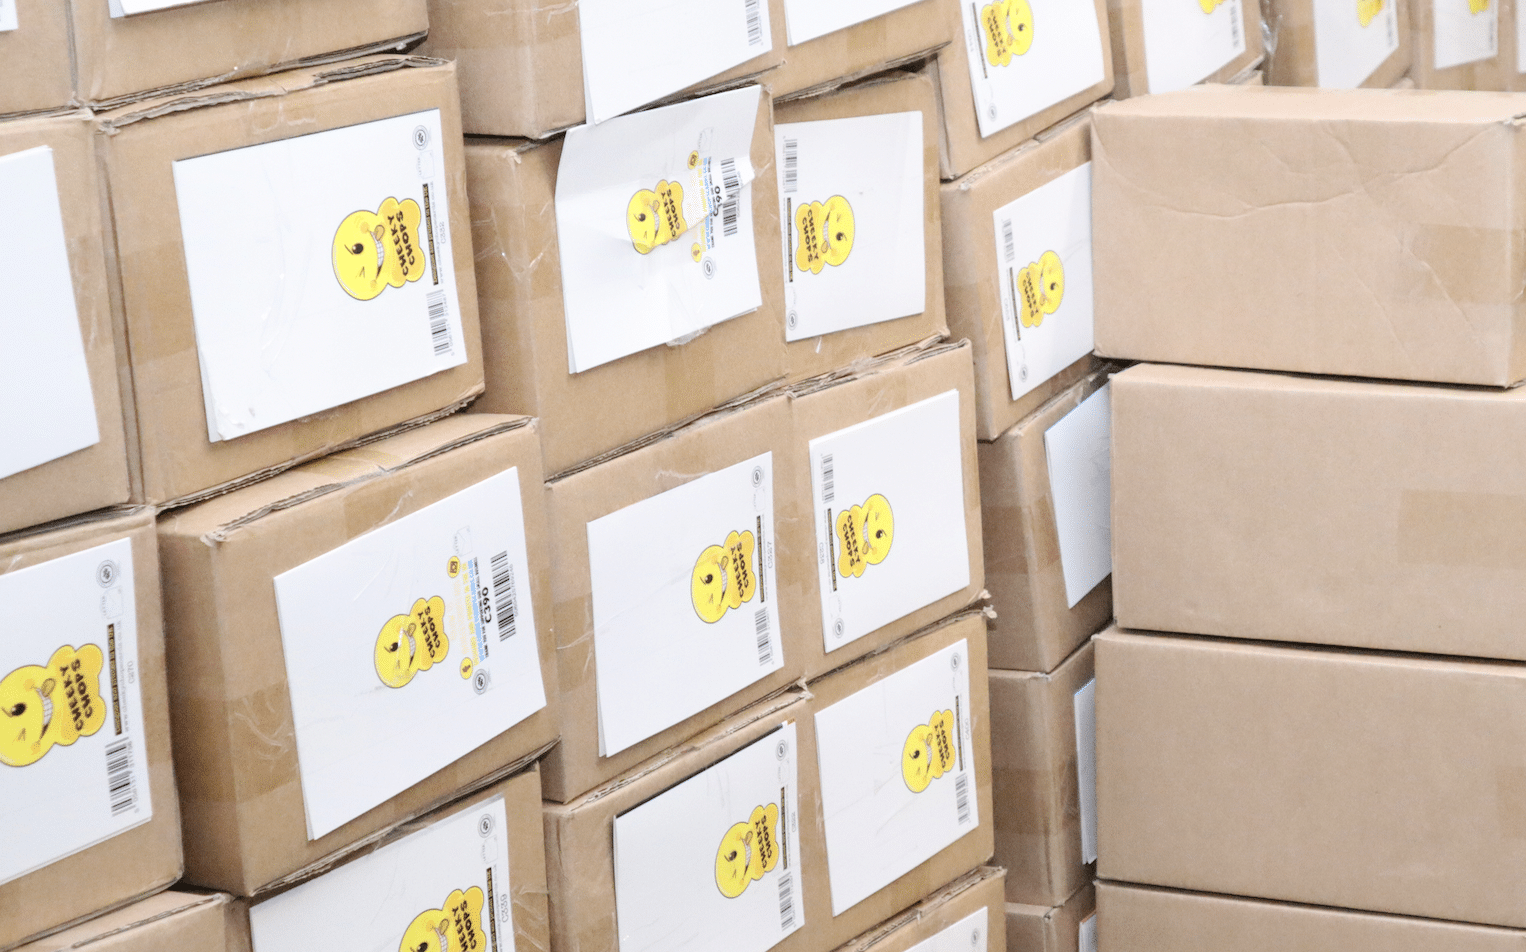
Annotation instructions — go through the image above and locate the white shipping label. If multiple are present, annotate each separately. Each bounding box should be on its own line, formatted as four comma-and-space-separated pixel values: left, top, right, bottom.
173, 109, 465, 443
1079, 913, 1098, 952
810, 390, 970, 652
579, 0, 771, 124
0, 147, 100, 480
588, 452, 783, 756
556, 87, 763, 373
613, 724, 804, 952
250, 794, 516, 952
1519, 0, 1526, 70
1044, 384, 1112, 608
814, 639, 978, 916
776, 112, 925, 342
958, 0, 1107, 139
0, 538, 151, 886
1312, 0, 1399, 86
907, 908, 989, 952
782, 0, 923, 45
1073, 677, 1097, 865
993, 162, 1094, 404
1434, 0, 1497, 69
0, 0, 16, 31
1139, 0, 1246, 93
109, 0, 219, 16
272, 468, 546, 840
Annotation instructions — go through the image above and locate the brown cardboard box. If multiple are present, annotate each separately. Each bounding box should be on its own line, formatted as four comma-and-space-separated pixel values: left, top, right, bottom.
1007, 882, 1095, 952
1262, 0, 1411, 86
941, 112, 1098, 441
0, 111, 131, 535
0, 509, 181, 952
464, 87, 786, 477
540, 392, 806, 802
1097, 881, 1526, 951
978, 368, 1111, 673
833, 867, 1007, 952
157, 415, 557, 896
96, 56, 484, 507
1093, 85, 1526, 386
1106, 0, 1263, 97
789, 339, 985, 680
774, 70, 949, 382
423, 0, 784, 137
1111, 362, 1526, 661
770, 1, 952, 98
0, 1, 73, 117
69, 0, 426, 107
990, 641, 1094, 907
1409, 0, 1505, 88
14, 892, 248, 952
1096, 626, 1526, 930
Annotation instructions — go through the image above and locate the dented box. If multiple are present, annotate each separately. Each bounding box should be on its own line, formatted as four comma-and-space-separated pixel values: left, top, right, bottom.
14, 892, 247, 952
769, 0, 953, 98
831, 867, 1007, 952
0, 0, 73, 117
1105, 0, 1263, 97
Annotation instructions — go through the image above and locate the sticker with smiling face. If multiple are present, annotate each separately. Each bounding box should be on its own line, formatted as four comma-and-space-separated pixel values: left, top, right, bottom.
0, 644, 107, 768
715, 803, 781, 898
691, 529, 758, 624
627, 179, 688, 255
901, 709, 957, 794
333, 197, 427, 301
374, 596, 450, 689
1357, 0, 1384, 22
1017, 250, 1064, 329
794, 196, 855, 276
981, 0, 1034, 65
835, 494, 894, 580
1467, 0, 1489, 11
398, 886, 486, 952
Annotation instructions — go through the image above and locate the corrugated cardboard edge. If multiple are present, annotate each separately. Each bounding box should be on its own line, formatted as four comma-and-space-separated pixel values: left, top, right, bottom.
945, 107, 1095, 194
772, 49, 945, 104
2, 883, 183, 952
787, 335, 961, 398
0, 504, 153, 551
25, 893, 232, 952
809, 604, 995, 686
837, 866, 1007, 952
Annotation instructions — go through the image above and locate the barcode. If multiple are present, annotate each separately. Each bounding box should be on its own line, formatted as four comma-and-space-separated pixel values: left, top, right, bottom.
954, 772, 972, 825
105, 739, 137, 817
1228, 0, 1242, 47
489, 551, 517, 641
819, 453, 835, 505
782, 138, 799, 194
744, 0, 764, 46
776, 871, 796, 931
1001, 219, 1015, 263
755, 608, 773, 666
426, 290, 452, 357
720, 158, 742, 238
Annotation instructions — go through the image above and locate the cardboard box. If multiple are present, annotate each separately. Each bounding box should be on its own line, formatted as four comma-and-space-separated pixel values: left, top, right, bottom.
0, 509, 181, 951
540, 392, 806, 802
0, 0, 73, 117
465, 86, 786, 477
246, 766, 547, 952
1007, 882, 1095, 952
1096, 626, 1526, 930
1105, 0, 1263, 97
930, 0, 1113, 179
0, 111, 131, 535
773, 70, 949, 382
790, 340, 985, 680
770, 0, 953, 99
423, 0, 784, 137
96, 56, 484, 507
978, 368, 1112, 673
990, 641, 1095, 907
1093, 86, 1526, 386
70, 0, 426, 107
833, 867, 1007, 952
14, 892, 248, 952
1410, 0, 1505, 87
941, 112, 1099, 441
1111, 362, 1526, 661
157, 414, 557, 896
1262, 0, 1411, 87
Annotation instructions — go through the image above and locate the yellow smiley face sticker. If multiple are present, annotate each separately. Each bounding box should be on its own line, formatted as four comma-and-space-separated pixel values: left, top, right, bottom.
1356, 0, 1383, 22
982, 0, 1034, 65
627, 180, 687, 255
399, 887, 485, 952
0, 644, 107, 768
794, 196, 856, 276
715, 803, 781, 898
902, 710, 957, 793
836, 494, 894, 580
333, 197, 428, 301
374, 596, 450, 689
691, 530, 758, 623
1018, 250, 1065, 329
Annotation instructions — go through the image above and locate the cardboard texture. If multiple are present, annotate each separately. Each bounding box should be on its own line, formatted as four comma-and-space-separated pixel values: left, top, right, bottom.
0, 0, 72, 116
978, 368, 1111, 673
1111, 362, 1526, 660
1096, 626, 1526, 930
0, 112, 131, 534
1093, 86, 1526, 386
770, 1, 952, 98
989, 641, 1094, 907
157, 414, 557, 896
1106, 0, 1264, 97
831, 867, 1007, 952
13, 892, 248, 952
1409, 0, 1505, 88
70, 0, 427, 107
1006, 882, 1095, 952
464, 88, 786, 478
95, 56, 484, 507
0, 509, 181, 952
774, 71, 950, 382
1262, 0, 1411, 87
941, 113, 1098, 441
789, 340, 986, 680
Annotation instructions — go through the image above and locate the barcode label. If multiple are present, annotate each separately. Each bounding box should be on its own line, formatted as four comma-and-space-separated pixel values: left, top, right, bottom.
720, 158, 742, 238
776, 871, 796, 931
1228, 0, 1242, 48
782, 138, 799, 194
744, 0, 764, 46
755, 607, 773, 666
819, 453, 835, 505
105, 739, 137, 817
954, 772, 972, 825
1001, 218, 1015, 263
489, 551, 518, 641
426, 290, 452, 357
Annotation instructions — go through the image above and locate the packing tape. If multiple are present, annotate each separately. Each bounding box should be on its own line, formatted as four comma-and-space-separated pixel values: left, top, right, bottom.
1398, 489, 1526, 570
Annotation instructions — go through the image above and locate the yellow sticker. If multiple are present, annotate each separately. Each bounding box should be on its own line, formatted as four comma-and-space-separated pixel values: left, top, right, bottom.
835, 494, 894, 580
793, 196, 856, 275
691, 529, 759, 623
1016, 250, 1065, 329
447, 556, 462, 579
0, 644, 108, 767
399, 886, 486, 952
627, 180, 687, 255
901, 709, 957, 793
715, 803, 781, 898
981, 0, 1034, 65
374, 596, 450, 689
333, 197, 427, 301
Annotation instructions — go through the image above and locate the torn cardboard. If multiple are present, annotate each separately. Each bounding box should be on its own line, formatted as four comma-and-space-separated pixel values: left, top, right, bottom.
770, 1, 953, 98
1006, 882, 1095, 952
1105, 0, 1263, 97
831, 867, 1007, 952
13, 892, 247, 952
0, 0, 72, 116
1262, 0, 1411, 87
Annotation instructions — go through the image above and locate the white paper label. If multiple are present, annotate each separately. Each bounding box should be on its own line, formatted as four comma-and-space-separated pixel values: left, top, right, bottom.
173, 110, 465, 443
556, 87, 763, 373
250, 794, 516, 952
1312, 0, 1400, 86
958, 0, 1107, 138
1079, 913, 1098, 952
1073, 677, 1097, 865
776, 113, 925, 342
1433, 0, 1497, 68
0, 147, 101, 480
588, 452, 783, 756
1139, 0, 1246, 93
0, 0, 17, 32
578, 0, 771, 124
1, 538, 151, 886
783, 0, 924, 44
272, 469, 546, 840
1519, 0, 1526, 70
810, 390, 969, 651
815, 639, 978, 916
1044, 383, 1112, 608
109, 0, 218, 16
908, 908, 989, 952
613, 724, 804, 952
993, 162, 1094, 405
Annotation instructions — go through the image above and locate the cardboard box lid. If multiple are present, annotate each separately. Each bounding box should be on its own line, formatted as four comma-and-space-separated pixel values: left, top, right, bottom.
12, 891, 245, 952
833, 866, 1007, 952
0, 0, 74, 117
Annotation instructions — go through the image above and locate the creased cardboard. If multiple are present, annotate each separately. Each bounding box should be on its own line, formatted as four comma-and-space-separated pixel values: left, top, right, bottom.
1106, 0, 1263, 97
1006, 882, 1095, 952
770, 1, 952, 99
157, 414, 556, 896
0, 0, 73, 117
831, 867, 1007, 952
13, 891, 248, 952
1262, 0, 1411, 87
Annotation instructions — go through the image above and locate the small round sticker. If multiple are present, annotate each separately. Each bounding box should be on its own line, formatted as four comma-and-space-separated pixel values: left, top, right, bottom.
473, 669, 491, 694
447, 556, 462, 578
951, 652, 963, 671
96, 561, 118, 587
413, 125, 430, 150
787, 310, 798, 330
478, 813, 495, 837
702, 258, 717, 280
776, 739, 788, 760
752, 466, 764, 488
833, 618, 846, 640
